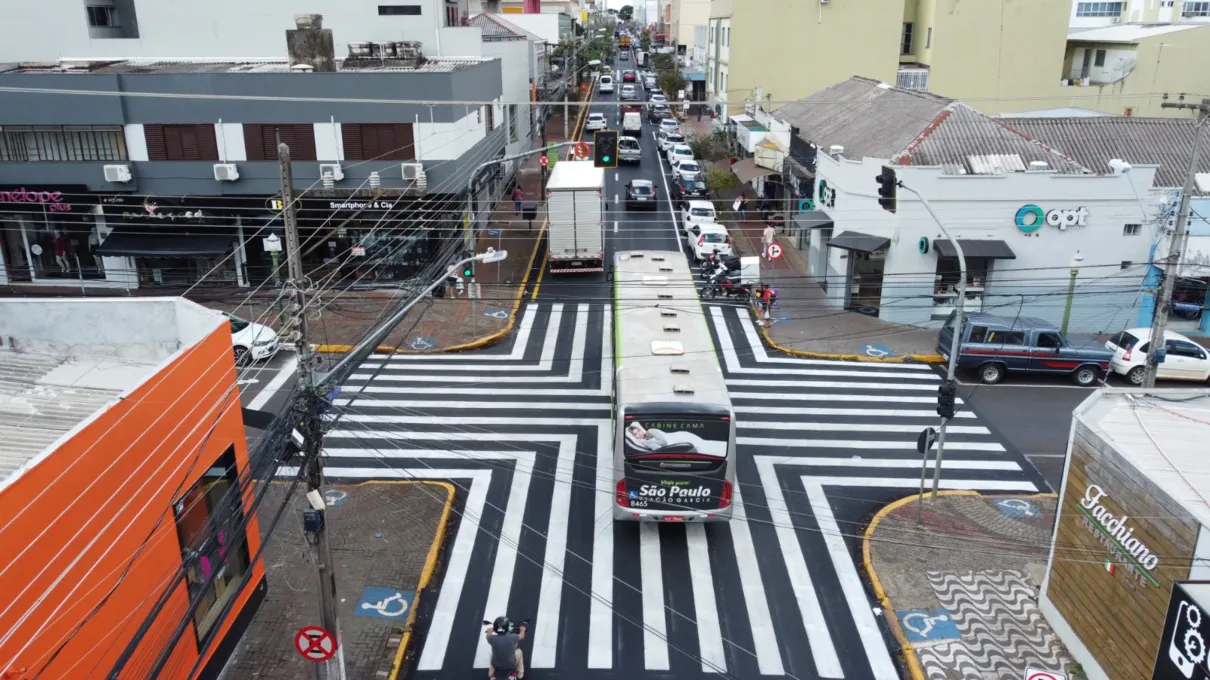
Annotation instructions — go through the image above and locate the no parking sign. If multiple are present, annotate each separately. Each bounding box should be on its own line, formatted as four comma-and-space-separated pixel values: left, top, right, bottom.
1024, 670, 1067, 680
766, 243, 783, 260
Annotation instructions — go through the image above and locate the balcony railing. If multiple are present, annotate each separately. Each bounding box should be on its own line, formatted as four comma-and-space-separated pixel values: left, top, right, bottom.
896, 68, 929, 92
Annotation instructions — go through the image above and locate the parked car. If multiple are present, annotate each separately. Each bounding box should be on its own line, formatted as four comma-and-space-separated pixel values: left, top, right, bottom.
1105, 328, 1210, 384
659, 118, 680, 135
585, 112, 607, 131
680, 200, 717, 231
670, 176, 709, 208
672, 159, 703, 181
598, 75, 614, 93
626, 179, 657, 210
619, 51, 630, 61
687, 223, 733, 261
649, 93, 668, 107
644, 75, 658, 89
648, 104, 672, 124
621, 112, 643, 138
656, 130, 685, 152
222, 312, 279, 367
666, 144, 694, 166
620, 84, 638, 101
618, 134, 642, 162
937, 311, 1112, 386
622, 70, 637, 82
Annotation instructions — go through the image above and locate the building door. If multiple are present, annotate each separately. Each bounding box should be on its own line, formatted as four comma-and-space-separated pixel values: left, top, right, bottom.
1080, 49, 1092, 80
846, 250, 885, 315
1, 218, 32, 282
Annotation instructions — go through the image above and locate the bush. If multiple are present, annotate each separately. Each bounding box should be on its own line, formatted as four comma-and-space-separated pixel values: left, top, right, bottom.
706, 167, 739, 194
687, 133, 731, 163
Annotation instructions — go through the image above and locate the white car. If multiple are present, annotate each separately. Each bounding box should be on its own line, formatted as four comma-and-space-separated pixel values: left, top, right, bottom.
598, 75, 614, 93
658, 118, 680, 135
672, 159, 703, 180
680, 199, 717, 231
649, 93, 668, 107
223, 312, 279, 366
666, 144, 694, 166
687, 223, 733, 261
1105, 328, 1210, 384
585, 112, 608, 131
656, 130, 685, 152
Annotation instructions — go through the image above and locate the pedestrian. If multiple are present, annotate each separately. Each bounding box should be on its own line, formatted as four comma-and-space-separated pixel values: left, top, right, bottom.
513, 185, 524, 214
762, 223, 776, 261
754, 283, 770, 323
738, 196, 749, 222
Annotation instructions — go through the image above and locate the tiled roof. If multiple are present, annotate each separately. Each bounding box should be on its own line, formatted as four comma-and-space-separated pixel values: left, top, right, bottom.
15, 57, 485, 74
776, 76, 1085, 175
468, 13, 543, 41
997, 116, 1210, 189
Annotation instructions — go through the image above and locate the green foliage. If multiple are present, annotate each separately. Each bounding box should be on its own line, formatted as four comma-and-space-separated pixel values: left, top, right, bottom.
618, 4, 633, 19
657, 71, 686, 99
651, 52, 675, 72
706, 167, 739, 194
687, 133, 730, 163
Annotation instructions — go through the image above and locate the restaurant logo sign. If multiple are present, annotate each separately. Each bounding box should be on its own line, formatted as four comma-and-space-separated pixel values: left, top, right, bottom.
0, 187, 72, 212
1079, 484, 1161, 584
1016, 204, 1089, 233
119, 201, 205, 220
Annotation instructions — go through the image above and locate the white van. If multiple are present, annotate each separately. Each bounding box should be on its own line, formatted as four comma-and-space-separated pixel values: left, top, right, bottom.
599, 75, 614, 93
622, 112, 642, 137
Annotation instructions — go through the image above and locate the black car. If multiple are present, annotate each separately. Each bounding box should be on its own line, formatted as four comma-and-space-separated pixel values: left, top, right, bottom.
648, 105, 671, 124
626, 179, 657, 210
670, 176, 709, 209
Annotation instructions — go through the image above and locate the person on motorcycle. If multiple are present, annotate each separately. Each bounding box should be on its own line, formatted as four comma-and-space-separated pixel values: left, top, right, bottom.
485, 616, 526, 678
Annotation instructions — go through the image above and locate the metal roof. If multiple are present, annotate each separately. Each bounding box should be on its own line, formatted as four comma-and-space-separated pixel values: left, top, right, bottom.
467, 13, 545, 42
13, 57, 485, 74
1067, 23, 1205, 43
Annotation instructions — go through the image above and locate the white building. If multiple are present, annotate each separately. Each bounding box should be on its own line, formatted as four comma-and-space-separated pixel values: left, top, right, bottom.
1068, 0, 1210, 28
779, 77, 1165, 334
706, 10, 730, 113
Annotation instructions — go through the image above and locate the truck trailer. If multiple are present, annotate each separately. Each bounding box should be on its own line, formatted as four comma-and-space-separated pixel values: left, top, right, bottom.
545, 161, 605, 274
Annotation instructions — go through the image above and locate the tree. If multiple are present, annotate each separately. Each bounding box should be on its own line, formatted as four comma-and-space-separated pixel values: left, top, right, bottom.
705, 168, 739, 201
657, 70, 686, 100
687, 133, 730, 163
618, 4, 633, 19
640, 32, 652, 52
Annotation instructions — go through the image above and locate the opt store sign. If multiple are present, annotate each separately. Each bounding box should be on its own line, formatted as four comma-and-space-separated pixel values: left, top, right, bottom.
1015, 204, 1088, 233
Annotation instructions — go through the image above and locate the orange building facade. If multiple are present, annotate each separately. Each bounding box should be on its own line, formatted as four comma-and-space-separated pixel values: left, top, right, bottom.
0, 298, 265, 680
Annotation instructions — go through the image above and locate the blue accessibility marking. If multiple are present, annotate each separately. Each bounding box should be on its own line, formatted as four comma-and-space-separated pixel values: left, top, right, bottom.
323, 489, 349, 508
863, 344, 894, 358
409, 336, 436, 350
484, 308, 510, 319
355, 587, 414, 620
896, 608, 961, 644
487, 228, 501, 236
767, 316, 789, 326
995, 498, 1041, 519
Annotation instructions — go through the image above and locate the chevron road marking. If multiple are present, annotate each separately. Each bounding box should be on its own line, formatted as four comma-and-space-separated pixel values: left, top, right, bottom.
726, 378, 937, 391
639, 522, 670, 671
729, 391, 965, 405
588, 421, 614, 668
335, 399, 612, 412
734, 404, 975, 418
738, 421, 990, 435
728, 486, 784, 675
734, 313, 934, 369
686, 523, 727, 674
739, 437, 1005, 452
372, 303, 537, 361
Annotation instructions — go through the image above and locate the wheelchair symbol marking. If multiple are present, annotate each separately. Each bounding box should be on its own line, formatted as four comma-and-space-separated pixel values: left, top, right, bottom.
996, 498, 1040, 518
409, 336, 436, 350
483, 308, 510, 319
863, 344, 893, 357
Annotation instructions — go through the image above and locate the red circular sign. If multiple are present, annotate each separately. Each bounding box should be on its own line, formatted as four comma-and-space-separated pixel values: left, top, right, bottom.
1025, 671, 1064, 680
539, 155, 550, 167
573, 142, 591, 159
295, 626, 337, 662
766, 243, 783, 260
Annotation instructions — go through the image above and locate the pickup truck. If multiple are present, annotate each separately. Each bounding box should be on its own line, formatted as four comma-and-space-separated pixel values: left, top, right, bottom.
937, 311, 1112, 386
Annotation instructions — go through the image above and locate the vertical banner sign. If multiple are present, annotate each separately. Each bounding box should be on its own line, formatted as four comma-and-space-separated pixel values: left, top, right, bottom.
1154, 582, 1210, 680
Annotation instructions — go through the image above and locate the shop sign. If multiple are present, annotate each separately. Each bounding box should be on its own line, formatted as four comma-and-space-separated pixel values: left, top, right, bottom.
118, 201, 205, 220
0, 187, 73, 212
328, 200, 395, 211
1153, 582, 1210, 680
1015, 204, 1089, 233
1078, 484, 1161, 586
817, 179, 837, 209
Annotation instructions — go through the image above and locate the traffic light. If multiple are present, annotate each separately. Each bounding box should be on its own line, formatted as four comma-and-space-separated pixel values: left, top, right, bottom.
876, 165, 897, 214
462, 252, 475, 279
594, 130, 619, 168
937, 380, 956, 420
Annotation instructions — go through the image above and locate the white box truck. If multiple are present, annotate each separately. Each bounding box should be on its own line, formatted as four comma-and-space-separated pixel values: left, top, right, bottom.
545, 160, 605, 273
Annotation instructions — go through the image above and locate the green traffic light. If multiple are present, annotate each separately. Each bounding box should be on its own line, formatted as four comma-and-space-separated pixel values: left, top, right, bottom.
463, 268, 472, 276
603, 156, 611, 163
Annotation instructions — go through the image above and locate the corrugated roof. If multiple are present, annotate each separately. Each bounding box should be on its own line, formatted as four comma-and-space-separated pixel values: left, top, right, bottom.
776, 76, 1085, 175
26, 57, 485, 74
468, 13, 544, 41
1067, 23, 1204, 43
1003, 116, 1210, 189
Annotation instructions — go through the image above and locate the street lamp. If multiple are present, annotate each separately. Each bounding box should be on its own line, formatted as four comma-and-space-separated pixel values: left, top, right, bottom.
1060, 250, 1085, 334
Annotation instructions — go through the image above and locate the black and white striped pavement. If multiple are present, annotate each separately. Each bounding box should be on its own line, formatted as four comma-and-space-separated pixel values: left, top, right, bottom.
280, 302, 1045, 680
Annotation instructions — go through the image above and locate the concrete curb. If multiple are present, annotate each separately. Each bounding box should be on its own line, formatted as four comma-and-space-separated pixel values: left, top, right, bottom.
862, 490, 1061, 680
750, 303, 946, 364
380, 480, 457, 680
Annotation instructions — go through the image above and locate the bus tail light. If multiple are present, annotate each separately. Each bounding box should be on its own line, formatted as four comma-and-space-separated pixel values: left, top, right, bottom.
719, 481, 733, 509
615, 479, 629, 507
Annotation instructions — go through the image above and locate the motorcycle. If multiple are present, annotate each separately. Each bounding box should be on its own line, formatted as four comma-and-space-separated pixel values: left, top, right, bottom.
700, 251, 741, 280
483, 617, 531, 680
700, 267, 752, 301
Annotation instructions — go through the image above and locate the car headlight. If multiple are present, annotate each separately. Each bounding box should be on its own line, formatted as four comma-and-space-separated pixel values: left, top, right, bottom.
254, 338, 277, 346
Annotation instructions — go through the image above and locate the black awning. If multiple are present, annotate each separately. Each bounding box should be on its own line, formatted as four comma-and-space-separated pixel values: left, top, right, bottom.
793, 210, 833, 231
827, 231, 890, 253
96, 229, 234, 257
934, 239, 1016, 260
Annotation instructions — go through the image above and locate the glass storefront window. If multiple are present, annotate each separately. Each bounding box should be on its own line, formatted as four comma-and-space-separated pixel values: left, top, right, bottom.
934, 257, 991, 315
26, 216, 106, 281
137, 255, 238, 287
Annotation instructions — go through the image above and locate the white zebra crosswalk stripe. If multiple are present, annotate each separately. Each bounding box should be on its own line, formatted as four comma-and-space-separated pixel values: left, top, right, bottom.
370, 303, 537, 361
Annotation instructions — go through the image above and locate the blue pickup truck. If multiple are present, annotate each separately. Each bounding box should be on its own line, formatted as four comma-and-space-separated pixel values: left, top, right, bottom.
937, 311, 1113, 386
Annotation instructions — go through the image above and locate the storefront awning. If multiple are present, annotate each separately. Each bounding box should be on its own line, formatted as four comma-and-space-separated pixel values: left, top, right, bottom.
96, 229, 234, 257
934, 239, 1016, 260
731, 157, 778, 184
827, 231, 890, 253
793, 211, 833, 231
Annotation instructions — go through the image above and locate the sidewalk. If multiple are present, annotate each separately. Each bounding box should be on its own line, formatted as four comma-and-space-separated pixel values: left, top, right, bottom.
223, 481, 454, 680
864, 492, 1077, 680
713, 183, 943, 363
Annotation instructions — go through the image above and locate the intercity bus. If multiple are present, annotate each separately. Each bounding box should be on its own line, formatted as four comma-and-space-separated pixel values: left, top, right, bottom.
611, 250, 736, 522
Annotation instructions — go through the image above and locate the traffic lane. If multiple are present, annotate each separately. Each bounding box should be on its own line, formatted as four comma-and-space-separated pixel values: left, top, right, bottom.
612, 128, 679, 254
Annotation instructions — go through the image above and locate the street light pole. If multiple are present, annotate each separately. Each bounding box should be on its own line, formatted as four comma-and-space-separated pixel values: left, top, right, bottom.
466, 141, 581, 254
1060, 250, 1084, 335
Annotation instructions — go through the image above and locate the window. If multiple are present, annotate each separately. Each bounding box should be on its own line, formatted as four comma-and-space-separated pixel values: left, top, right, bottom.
485, 105, 495, 131
86, 5, 119, 27
1121, 261, 1134, 270
1167, 339, 1207, 359
926, 27, 933, 48
1183, 1, 1210, 16
1123, 223, 1141, 236
242, 124, 317, 161
969, 326, 989, 343
0, 125, 128, 162
1036, 332, 1064, 349
508, 104, 518, 143
340, 123, 416, 161
144, 124, 220, 161
1094, 49, 1107, 67
446, 5, 458, 26
709, 26, 714, 44
1076, 2, 1124, 16
174, 446, 251, 643
901, 23, 914, 55
998, 331, 1026, 346
378, 4, 422, 15
723, 27, 729, 46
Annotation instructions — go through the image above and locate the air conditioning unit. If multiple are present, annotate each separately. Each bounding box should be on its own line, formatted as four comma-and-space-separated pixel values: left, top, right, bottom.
103, 164, 132, 183
319, 163, 344, 182
402, 161, 425, 182
1111, 16, 1121, 23
213, 163, 240, 181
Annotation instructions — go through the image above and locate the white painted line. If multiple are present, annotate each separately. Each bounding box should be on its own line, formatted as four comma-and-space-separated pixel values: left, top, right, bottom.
614, 220, 619, 234
779, 457, 1020, 471
753, 458, 842, 678
615, 171, 619, 181
375, 303, 537, 361
729, 391, 964, 405
1027, 453, 1069, 458
336, 416, 609, 429
735, 315, 935, 370
474, 455, 533, 668
247, 356, 298, 411
738, 421, 990, 435
342, 399, 611, 411
361, 305, 561, 373
568, 303, 588, 384
615, 194, 619, 204
323, 448, 522, 459
529, 438, 576, 668
357, 386, 611, 397
639, 522, 670, 671
740, 437, 1005, 452
801, 475, 1039, 491
727, 486, 785, 675
734, 404, 976, 418
954, 376, 1097, 390
588, 318, 614, 670
803, 480, 899, 680
726, 379, 936, 392
686, 523, 727, 674
653, 130, 685, 254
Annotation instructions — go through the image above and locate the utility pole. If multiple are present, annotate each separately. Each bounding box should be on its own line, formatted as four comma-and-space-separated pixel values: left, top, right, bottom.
279, 142, 345, 680
1143, 96, 1210, 388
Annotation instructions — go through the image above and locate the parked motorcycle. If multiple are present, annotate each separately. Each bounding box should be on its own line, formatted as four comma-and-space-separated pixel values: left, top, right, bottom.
700, 268, 752, 301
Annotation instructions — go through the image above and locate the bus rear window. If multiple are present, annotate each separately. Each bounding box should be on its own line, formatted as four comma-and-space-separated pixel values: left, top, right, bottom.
623, 415, 729, 458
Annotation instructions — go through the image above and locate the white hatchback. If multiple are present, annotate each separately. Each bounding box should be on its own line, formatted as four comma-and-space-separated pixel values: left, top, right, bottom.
658, 118, 679, 135
666, 144, 694, 166
598, 76, 614, 93
686, 223, 733, 261
672, 159, 703, 181
680, 199, 717, 232
223, 312, 279, 366
656, 130, 685, 152
585, 112, 608, 131
1105, 328, 1210, 384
